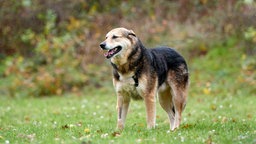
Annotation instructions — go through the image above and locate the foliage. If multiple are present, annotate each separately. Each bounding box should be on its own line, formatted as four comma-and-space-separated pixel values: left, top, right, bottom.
1, 13, 98, 97
0, 0, 256, 97
1, 0, 255, 56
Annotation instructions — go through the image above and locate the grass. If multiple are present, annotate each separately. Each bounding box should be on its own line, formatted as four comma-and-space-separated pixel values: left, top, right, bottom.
0, 90, 255, 144
0, 39, 255, 144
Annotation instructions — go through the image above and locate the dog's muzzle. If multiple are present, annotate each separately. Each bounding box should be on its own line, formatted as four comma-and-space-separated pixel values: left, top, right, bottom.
100, 42, 122, 59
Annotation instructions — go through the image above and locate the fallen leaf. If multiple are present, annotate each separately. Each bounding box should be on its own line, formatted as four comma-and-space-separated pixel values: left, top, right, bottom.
182, 124, 193, 129
81, 140, 92, 144
24, 116, 30, 122
96, 129, 103, 133
232, 118, 237, 123
205, 135, 212, 144
221, 117, 228, 123
61, 124, 69, 129
111, 131, 121, 137
84, 128, 90, 133
77, 122, 82, 127
203, 88, 211, 95
247, 114, 252, 119
17, 133, 36, 142
210, 105, 217, 111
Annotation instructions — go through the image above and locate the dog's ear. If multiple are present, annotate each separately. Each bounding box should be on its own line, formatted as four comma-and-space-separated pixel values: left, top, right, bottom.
128, 30, 136, 37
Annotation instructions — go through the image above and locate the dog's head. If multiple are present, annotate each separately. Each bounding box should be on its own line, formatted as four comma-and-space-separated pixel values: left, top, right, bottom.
100, 27, 137, 60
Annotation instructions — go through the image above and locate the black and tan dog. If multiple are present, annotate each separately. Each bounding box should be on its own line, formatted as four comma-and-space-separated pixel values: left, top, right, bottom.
100, 27, 189, 130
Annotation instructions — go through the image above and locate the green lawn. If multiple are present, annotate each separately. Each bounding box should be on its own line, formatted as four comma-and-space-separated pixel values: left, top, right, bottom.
0, 40, 255, 144
0, 89, 255, 144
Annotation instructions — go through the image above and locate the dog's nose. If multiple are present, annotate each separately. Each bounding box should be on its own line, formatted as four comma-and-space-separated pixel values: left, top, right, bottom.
100, 42, 106, 49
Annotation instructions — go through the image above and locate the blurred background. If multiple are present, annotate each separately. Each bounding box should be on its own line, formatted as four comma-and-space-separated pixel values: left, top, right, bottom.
0, 0, 255, 97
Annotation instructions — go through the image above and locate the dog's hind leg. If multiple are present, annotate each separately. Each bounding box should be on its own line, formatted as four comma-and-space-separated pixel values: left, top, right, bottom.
116, 95, 130, 130
167, 71, 188, 131
170, 87, 187, 130
158, 83, 175, 130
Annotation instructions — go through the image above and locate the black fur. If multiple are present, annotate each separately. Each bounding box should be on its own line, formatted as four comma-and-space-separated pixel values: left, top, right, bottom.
172, 106, 175, 114
148, 47, 188, 87
111, 41, 188, 89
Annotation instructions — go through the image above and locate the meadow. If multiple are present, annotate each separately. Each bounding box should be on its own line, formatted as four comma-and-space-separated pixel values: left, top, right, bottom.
0, 41, 255, 144
0, 91, 255, 144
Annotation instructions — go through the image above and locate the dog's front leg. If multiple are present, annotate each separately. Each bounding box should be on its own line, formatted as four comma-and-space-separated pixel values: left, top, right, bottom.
144, 92, 156, 129
116, 94, 130, 130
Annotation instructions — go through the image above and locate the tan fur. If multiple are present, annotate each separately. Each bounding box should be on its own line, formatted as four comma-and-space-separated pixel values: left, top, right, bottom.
100, 28, 189, 131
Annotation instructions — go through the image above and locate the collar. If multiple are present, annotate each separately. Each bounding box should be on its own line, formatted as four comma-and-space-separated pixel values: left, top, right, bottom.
132, 75, 139, 87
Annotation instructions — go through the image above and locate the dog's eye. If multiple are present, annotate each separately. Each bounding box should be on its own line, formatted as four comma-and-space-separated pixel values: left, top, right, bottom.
112, 35, 118, 39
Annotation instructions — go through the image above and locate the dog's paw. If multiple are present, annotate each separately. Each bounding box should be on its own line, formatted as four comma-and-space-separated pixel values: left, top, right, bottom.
170, 125, 179, 131
147, 124, 156, 129
117, 124, 124, 130
117, 120, 124, 130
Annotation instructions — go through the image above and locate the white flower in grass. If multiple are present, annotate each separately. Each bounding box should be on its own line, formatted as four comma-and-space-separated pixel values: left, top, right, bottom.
136, 139, 142, 143
101, 133, 108, 138
180, 136, 185, 142
208, 129, 215, 135
69, 124, 75, 128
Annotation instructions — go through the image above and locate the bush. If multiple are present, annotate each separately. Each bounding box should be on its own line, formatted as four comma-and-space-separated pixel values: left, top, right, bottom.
2, 33, 87, 97
0, 0, 256, 97
1, 8, 89, 97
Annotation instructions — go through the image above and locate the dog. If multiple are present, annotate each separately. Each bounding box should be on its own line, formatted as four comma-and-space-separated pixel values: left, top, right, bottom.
99, 27, 189, 130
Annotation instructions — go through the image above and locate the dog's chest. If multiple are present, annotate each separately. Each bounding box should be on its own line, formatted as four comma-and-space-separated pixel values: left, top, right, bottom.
115, 73, 142, 100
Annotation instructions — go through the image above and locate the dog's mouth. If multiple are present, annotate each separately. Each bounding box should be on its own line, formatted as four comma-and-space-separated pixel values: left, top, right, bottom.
104, 46, 122, 59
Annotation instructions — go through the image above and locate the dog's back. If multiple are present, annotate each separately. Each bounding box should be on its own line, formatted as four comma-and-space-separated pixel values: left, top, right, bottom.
148, 47, 189, 87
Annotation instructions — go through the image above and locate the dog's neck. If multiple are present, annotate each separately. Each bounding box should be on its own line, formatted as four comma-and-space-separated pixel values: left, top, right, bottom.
111, 43, 144, 75
111, 41, 146, 87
